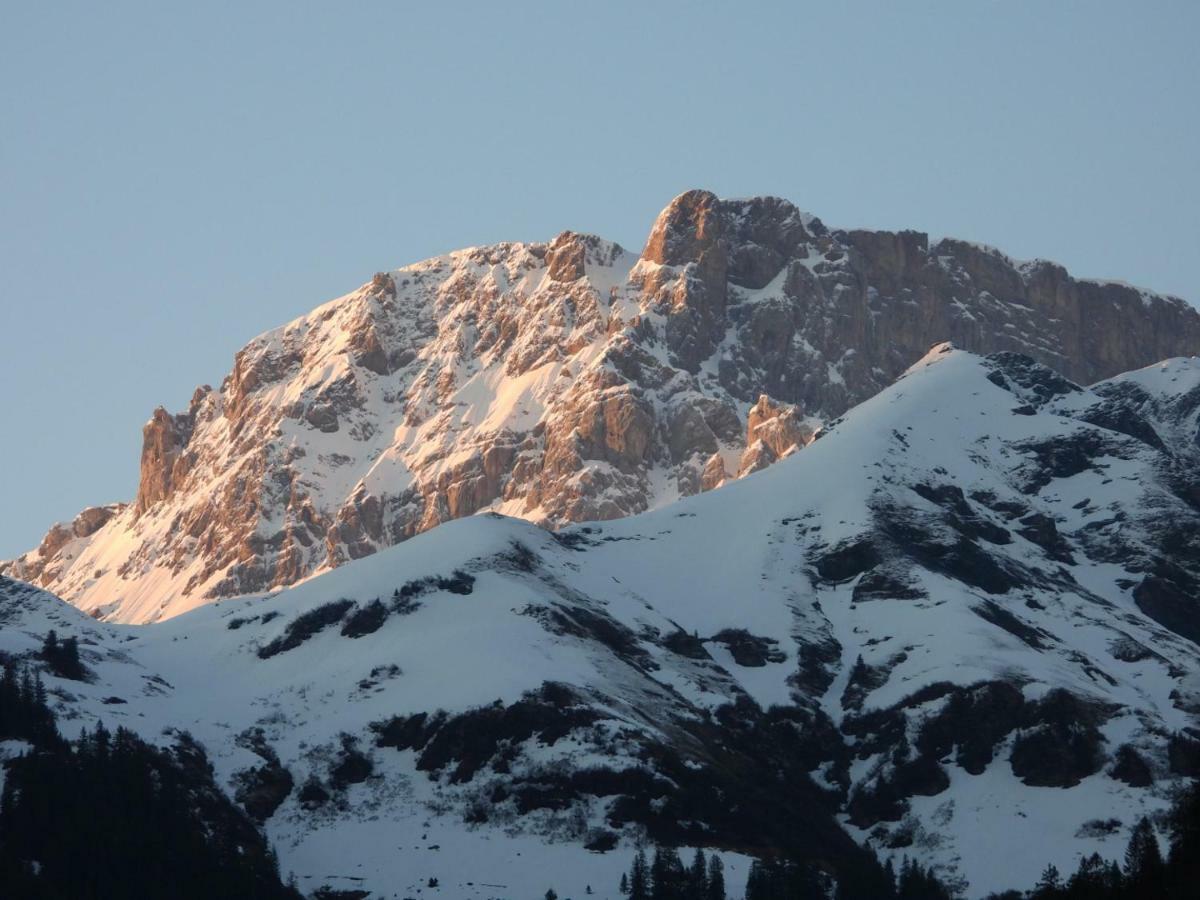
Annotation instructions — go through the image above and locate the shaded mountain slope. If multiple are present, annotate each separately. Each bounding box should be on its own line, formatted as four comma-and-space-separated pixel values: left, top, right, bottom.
3, 346, 1199, 896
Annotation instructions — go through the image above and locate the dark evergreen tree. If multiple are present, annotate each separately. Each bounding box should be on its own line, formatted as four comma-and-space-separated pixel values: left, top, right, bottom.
629, 848, 650, 900
62, 637, 81, 673
33, 670, 47, 709
1124, 816, 1165, 895
706, 854, 725, 900
745, 859, 769, 900
1032, 863, 1062, 898
687, 848, 708, 897
744, 856, 827, 900
1062, 853, 1118, 900
835, 846, 897, 900
0, 662, 58, 747
1166, 781, 1200, 898
896, 856, 953, 900
40, 629, 86, 681
650, 845, 684, 900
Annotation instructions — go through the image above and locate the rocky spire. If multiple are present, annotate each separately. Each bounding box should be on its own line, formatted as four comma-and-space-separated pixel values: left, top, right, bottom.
637, 190, 730, 371
133, 406, 196, 516
546, 231, 588, 282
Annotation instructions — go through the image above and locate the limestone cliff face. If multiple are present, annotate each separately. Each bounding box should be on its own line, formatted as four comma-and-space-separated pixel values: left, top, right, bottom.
7, 190, 1199, 622
646, 192, 1200, 419
839, 229, 1200, 387
134, 398, 203, 515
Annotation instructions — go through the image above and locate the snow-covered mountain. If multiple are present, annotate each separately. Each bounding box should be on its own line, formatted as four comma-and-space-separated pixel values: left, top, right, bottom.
7, 191, 1200, 624
5, 346, 1200, 896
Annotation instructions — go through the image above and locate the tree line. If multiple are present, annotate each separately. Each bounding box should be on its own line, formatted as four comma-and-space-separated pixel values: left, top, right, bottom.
604, 844, 951, 900
6, 627, 1200, 900
618, 846, 727, 900
595, 784, 1200, 900
0, 656, 302, 899
983, 788, 1200, 900
0, 656, 58, 746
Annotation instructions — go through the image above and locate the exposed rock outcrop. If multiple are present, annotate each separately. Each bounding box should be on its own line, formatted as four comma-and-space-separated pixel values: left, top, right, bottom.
745, 395, 812, 460
135, 406, 197, 515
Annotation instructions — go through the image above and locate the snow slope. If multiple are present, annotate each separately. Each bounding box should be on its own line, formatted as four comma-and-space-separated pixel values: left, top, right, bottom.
4, 346, 1200, 896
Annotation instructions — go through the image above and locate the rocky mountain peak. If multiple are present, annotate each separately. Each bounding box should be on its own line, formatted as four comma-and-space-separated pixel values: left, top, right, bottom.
7, 190, 1199, 623
640, 189, 724, 266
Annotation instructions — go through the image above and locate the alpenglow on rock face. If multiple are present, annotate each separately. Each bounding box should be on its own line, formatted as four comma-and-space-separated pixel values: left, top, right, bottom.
5, 190, 1199, 622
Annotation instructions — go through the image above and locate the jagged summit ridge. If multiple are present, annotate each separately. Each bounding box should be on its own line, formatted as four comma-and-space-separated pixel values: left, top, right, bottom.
5, 190, 1199, 622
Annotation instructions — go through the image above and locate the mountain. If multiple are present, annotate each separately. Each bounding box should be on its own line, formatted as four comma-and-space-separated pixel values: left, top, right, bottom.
4, 346, 1199, 897
6, 191, 1200, 624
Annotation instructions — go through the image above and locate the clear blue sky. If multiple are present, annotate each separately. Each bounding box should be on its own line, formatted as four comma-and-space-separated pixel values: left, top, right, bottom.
2, 1, 1198, 558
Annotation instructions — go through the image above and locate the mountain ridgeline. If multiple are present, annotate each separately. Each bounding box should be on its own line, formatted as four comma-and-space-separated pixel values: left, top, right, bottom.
5, 191, 1200, 623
